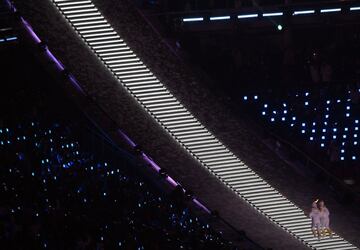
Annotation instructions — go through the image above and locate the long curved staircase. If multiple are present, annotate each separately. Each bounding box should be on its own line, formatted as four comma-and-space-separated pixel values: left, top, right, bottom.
49, 1, 359, 249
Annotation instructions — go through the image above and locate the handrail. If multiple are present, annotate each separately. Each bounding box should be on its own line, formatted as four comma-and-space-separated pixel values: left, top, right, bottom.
5, 1, 264, 248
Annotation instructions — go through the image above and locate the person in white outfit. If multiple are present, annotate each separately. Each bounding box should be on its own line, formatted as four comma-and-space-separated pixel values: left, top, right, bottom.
318, 200, 333, 237
309, 199, 321, 239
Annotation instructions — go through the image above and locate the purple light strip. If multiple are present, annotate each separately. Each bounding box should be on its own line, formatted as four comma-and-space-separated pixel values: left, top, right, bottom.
22, 17, 86, 94
21, 18, 41, 44
45, 49, 64, 71
117, 130, 136, 148
10, 2, 211, 215
68, 75, 86, 95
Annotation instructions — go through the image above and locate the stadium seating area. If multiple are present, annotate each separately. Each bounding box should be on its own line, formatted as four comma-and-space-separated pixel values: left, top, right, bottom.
0, 47, 239, 249
0, 120, 236, 249
242, 83, 360, 185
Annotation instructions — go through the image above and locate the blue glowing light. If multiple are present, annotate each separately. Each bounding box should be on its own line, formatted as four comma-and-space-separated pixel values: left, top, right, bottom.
350, 6, 360, 11
238, 14, 259, 19
183, 17, 204, 22
293, 10, 315, 15
263, 12, 283, 17
210, 16, 231, 21
321, 8, 341, 13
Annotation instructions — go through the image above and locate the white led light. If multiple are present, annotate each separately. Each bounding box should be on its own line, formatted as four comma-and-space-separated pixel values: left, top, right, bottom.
210, 16, 230, 21
293, 10, 315, 15
183, 17, 204, 22
263, 12, 283, 17
238, 14, 258, 19
320, 8, 341, 13
350, 6, 360, 11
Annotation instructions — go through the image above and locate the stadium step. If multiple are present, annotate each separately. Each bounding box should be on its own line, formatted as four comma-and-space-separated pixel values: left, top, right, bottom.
51, 0, 359, 249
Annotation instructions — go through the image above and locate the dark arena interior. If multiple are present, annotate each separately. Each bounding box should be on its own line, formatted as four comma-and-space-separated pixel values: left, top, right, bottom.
1, 0, 360, 249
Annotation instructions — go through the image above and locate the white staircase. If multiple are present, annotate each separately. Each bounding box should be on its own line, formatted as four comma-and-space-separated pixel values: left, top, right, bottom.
51, 1, 358, 249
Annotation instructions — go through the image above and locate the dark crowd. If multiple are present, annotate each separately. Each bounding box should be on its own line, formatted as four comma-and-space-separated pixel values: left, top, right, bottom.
0, 47, 239, 249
